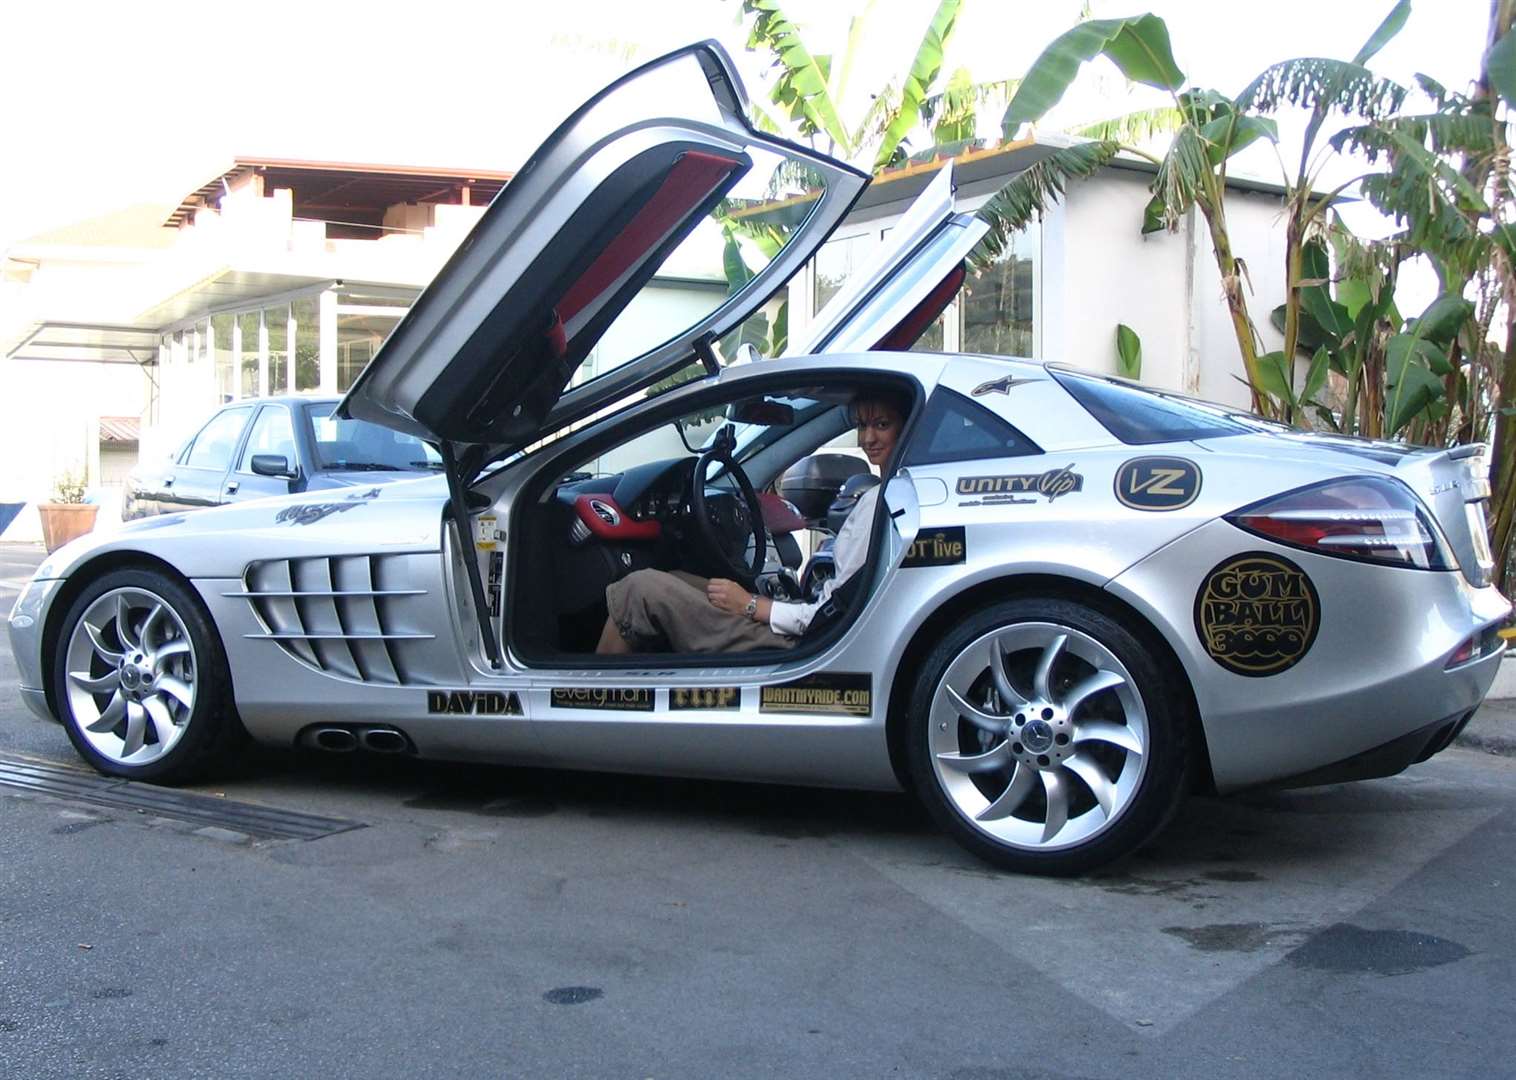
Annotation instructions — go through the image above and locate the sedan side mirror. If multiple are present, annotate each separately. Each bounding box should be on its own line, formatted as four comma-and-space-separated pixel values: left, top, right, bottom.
250, 454, 296, 479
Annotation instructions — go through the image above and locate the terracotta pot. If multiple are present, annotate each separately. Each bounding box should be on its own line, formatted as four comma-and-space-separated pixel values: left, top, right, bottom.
37, 503, 99, 553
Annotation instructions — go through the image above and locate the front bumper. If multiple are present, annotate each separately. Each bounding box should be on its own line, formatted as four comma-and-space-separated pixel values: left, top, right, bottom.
7, 576, 63, 719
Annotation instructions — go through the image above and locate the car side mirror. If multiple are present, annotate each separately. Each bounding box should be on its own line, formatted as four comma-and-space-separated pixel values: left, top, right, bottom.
251, 454, 296, 479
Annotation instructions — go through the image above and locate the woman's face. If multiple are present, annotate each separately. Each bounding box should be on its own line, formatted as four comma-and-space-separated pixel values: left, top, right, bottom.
855, 400, 903, 468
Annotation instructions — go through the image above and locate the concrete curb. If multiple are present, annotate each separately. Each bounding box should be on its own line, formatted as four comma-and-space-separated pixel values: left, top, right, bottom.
1453, 697, 1516, 758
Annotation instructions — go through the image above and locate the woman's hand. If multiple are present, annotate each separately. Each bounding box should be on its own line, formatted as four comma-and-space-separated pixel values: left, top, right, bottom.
706, 578, 753, 617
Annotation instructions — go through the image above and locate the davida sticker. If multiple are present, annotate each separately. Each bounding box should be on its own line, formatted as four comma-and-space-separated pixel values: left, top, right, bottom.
670, 687, 741, 710
1194, 553, 1321, 677
427, 690, 523, 715
956, 464, 1082, 505
759, 673, 872, 717
903, 526, 966, 568
550, 687, 654, 711
1115, 457, 1202, 511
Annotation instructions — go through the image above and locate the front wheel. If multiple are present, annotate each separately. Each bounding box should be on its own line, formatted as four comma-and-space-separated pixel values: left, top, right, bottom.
52, 568, 244, 784
906, 598, 1191, 875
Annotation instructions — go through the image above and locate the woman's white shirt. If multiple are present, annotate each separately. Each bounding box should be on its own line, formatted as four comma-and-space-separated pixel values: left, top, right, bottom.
767, 483, 880, 638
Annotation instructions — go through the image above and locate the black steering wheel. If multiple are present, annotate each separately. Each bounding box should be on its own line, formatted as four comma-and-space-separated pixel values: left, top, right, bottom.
688, 425, 766, 588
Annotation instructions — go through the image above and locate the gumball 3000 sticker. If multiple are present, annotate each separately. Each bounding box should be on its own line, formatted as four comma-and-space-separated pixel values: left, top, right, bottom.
1194, 554, 1320, 676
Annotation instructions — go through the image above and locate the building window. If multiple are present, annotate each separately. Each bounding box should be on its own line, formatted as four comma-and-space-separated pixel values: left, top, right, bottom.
211, 313, 235, 402
266, 304, 290, 394
238, 311, 261, 398
292, 296, 320, 392
960, 227, 1036, 358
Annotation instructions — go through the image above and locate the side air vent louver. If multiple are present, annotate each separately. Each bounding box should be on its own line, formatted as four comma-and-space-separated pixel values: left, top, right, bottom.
588, 499, 621, 526
230, 555, 436, 685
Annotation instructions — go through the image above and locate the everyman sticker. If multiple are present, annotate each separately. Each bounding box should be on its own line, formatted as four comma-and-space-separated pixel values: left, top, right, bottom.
759, 673, 871, 717
1114, 457, 1201, 511
550, 688, 654, 711
903, 526, 966, 568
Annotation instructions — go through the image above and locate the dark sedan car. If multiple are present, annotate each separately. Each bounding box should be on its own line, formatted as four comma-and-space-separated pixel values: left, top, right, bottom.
122, 396, 441, 520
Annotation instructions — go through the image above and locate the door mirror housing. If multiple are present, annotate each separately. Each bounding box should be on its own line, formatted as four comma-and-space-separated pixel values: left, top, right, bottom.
250, 454, 296, 479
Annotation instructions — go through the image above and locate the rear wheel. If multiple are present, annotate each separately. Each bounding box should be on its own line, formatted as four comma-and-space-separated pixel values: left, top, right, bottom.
906, 598, 1190, 875
52, 568, 244, 784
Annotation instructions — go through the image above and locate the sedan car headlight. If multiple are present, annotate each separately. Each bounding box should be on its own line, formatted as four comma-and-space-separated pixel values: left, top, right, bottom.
1227, 476, 1455, 571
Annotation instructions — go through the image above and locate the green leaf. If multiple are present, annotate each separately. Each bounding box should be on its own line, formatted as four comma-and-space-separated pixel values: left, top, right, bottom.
1197, 113, 1278, 165
1271, 303, 1332, 356
974, 141, 1122, 260
1001, 14, 1184, 136
873, 0, 962, 171
1115, 324, 1142, 379
740, 0, 853, 152
1335, 276, 1373, 319
1487, 27, 1516, 111
1070, 105, 1186, 144
1298, 239, 1352, 344
1410, 292, 1475, 347
1235, 57, 1407, 119
1140, 193, 1167, 234
1353, 0, 1411, 66
1385, 334, 1447, 433
1302, 345, 1331, 404
1254, 350, 1296, 405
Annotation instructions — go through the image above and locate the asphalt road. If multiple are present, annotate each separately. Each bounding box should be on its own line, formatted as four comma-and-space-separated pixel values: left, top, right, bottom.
2, 542, 1514, 1079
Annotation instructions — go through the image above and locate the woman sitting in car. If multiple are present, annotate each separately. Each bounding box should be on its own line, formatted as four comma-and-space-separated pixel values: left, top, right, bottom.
595, 391, 906, 654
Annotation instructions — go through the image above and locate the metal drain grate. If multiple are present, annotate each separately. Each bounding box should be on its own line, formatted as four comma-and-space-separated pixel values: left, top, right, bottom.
0, 754, 364, 841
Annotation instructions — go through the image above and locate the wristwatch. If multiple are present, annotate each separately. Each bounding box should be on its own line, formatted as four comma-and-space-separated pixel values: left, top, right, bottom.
743, 594, 759, 620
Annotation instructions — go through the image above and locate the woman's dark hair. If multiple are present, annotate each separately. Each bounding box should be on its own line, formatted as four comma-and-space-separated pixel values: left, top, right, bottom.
846, 387, 910, 425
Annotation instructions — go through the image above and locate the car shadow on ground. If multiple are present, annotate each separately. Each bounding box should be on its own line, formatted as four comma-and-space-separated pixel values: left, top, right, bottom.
219, 743, 1469, 880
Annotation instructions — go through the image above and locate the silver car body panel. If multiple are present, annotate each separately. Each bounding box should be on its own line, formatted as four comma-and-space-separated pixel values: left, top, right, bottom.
11, 351, 1509, 796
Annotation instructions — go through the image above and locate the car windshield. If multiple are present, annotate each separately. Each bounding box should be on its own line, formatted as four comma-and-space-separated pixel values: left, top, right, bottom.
306, 402, 442, 472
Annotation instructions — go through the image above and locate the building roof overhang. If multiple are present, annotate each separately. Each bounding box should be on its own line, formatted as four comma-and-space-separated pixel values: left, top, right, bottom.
5, 322, 162, 365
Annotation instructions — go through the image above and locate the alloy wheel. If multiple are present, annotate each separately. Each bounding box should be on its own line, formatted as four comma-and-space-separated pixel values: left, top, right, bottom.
63, 587, 198, 766
928, 622, 1148, 851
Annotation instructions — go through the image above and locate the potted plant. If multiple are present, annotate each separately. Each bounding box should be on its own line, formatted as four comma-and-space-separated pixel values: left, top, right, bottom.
37, 470, 98, 553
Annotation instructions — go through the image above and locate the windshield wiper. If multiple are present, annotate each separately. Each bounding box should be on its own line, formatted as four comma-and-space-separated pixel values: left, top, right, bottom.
323, 462, 402, 471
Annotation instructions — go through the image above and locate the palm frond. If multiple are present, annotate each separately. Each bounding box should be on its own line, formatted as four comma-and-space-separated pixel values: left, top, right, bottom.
973, 140, 1120, 267
1236, 57, 1407, 119
873, 0, 963, 171
739, 0, 852, 153
1153, 124, 1213, 228
1070, 106, 1185, 145
920, 71, 1019, 145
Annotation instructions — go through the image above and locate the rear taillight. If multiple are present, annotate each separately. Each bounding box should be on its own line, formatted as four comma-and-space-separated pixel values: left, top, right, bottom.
1227, 477, 1454, 571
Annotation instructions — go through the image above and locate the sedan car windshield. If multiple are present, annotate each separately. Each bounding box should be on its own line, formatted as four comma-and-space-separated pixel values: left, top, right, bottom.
306, 401, 442, 472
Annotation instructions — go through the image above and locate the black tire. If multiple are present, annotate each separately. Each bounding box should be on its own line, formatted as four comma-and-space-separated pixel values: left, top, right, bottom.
905, 597, 1191, 876
52, 567, 246, 784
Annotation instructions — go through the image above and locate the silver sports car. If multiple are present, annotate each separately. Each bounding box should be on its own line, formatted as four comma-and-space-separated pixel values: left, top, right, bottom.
8, 42, 1509, 874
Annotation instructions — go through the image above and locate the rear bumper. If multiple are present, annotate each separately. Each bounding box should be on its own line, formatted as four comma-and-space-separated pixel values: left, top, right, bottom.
1267, 707, 1479, 789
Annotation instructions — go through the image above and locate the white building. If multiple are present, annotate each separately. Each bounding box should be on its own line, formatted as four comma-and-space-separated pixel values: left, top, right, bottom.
0, 140, 1292, 542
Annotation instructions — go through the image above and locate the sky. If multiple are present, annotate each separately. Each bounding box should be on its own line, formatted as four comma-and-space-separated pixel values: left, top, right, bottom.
0, 0, 1493, 268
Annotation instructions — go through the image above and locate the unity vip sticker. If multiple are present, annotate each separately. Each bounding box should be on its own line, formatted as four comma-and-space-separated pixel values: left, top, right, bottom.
1194, 553, 1321, 676
759, 673, 871, 717
669, 687, 741, 710
956, 464, 1082, 505
1114, 457, 1201, 511
903, 526, 967, 568
427, 690, 523, 715
550, 687, 654, 711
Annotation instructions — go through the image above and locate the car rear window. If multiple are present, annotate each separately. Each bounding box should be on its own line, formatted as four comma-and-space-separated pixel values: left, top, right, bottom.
1049, 367, 1259, 445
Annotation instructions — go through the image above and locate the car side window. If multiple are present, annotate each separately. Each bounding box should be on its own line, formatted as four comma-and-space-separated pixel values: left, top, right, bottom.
902, 388, 1041, 466
238, 406, 297, 472
183, 407, 253, 472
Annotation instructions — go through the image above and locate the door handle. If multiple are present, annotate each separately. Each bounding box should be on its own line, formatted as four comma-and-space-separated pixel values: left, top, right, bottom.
225, 481, 240, 494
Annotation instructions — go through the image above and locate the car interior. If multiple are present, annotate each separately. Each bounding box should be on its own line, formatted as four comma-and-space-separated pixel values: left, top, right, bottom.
506, 374, 918, 663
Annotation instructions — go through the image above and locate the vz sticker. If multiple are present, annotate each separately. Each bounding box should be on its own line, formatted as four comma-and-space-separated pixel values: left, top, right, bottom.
550, 687, 654, 711
670, 687, 741, 710
1115, 457, 1201, 511
903, 526, 966, 568
427, 690, 523, 715
759, 673, 871, 717
1194, 553, 1320, 677
971, 374, 1039, 397
956, 465, 1082, 504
